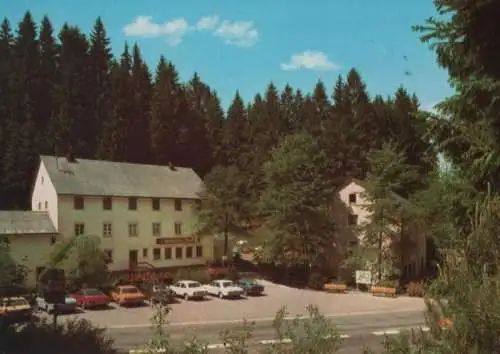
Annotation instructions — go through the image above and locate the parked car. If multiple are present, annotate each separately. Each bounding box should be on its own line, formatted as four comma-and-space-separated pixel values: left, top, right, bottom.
237, 278, 265, 296
170, 280, 207, 301
35, 293, 78, 314
139, 283, 175, 305
0, 297, 33, 325
207, 260, 230, 278
204, 279, 244, 299
110, 285, 146, 307
70, 288, 110, 309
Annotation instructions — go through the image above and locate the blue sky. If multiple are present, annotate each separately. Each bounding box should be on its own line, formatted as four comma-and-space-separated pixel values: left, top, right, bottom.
4, 0, 453, 111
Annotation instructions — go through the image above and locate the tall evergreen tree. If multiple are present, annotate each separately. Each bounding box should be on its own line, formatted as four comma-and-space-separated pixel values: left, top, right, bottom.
0, 19, 13, 208
87, 17, 112, 157
149, 56, 181, 165
49, 24, 89, 156
128, 43, 152, 164
97, 43, 133, 161
222, 91, 248, 166
37, 16, 58, 154
2, 12, 40, 209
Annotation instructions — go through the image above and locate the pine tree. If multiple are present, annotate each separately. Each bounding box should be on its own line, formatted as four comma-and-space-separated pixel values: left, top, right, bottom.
0, 19, 13, 208
222, 91, 248, 166
97, 43, 133, 161
278, 84, 295, 135
310, 80, 330, 136
2, 12, 40, 209
50, 24, 89, 156
87, 17, 112, 157
128, 43, 152, 164
149, 56, 181, 165
37, 16, 58, 154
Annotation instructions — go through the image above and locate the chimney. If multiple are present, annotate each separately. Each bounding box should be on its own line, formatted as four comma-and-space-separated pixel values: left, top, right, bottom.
66, 145, 76, 163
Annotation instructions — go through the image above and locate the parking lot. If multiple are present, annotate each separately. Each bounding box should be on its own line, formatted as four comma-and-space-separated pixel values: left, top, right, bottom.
39, 280, 426, 328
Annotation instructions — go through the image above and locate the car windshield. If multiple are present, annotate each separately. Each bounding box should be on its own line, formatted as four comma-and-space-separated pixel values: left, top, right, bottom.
122, 287, 138, 294
221, 281, 234, 288
4, 298, 28, 306
188, 282, 201, 288
84, 289, 103, 296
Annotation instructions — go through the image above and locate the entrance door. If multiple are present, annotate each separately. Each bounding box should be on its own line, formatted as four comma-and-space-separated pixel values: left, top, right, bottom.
129, 250, 138, 269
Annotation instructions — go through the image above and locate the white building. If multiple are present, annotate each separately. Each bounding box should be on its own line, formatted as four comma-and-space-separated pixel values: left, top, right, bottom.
31, 155, 213, 275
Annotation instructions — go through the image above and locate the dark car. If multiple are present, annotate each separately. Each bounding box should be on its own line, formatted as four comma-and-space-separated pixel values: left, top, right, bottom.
140, 283, 175, 305
237, 278, 265, 296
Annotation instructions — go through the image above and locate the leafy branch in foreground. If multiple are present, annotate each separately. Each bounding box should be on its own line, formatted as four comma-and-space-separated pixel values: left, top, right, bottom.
143, 302, 343, 353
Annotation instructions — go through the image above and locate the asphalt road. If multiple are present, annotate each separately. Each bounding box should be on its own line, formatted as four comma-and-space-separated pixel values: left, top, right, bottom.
112, 310, 426, 353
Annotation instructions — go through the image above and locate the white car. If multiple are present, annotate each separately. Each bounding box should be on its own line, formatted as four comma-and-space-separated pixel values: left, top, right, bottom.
35, 294, 78, 313
170, 280, 207, 300
204, 279, 244, 299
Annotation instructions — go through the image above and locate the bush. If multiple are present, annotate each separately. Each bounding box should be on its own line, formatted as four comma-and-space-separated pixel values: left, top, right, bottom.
1, 317, 117, 354
405, 281, 425, 297
308, 272, 326, 290
174, 268, 211, 284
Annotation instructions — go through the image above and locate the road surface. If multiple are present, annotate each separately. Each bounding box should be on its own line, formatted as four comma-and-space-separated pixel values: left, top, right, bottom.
112, 309, 426, 353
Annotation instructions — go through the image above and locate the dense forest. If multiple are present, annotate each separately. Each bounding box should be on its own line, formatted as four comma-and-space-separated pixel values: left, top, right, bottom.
0, 11, 436, 210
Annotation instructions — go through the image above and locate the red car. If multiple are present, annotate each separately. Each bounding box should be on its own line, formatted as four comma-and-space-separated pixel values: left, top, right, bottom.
71, 288, 110, 309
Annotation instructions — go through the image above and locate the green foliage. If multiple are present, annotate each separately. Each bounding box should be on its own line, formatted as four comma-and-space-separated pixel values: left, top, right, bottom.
307, 272, 326, 290
356, 142, 420, 281
0, 236, 28, 289
258, 132, 336, 268
1, 317, 117, 354
49, 235, 109, 289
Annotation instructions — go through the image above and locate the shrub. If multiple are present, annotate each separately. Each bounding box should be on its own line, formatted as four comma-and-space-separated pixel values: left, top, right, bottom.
308, 272, 326, 290
174, 268, 211, 284
405, 281, 425, 297
1, 317, 117, 354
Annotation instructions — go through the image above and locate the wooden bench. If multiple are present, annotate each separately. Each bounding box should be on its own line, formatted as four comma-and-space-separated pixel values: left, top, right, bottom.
324, 283, 347, 293
371, 286, 397, 297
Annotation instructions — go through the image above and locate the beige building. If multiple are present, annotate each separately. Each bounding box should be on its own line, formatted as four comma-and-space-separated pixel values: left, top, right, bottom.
31, 155, 213, 275
0, 211, 58, 287
334, 179, 427, 281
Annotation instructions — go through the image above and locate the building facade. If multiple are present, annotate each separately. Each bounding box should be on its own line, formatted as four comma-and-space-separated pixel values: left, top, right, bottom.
31, 155, 213, 274
334, 179, 428, 281
0, 211, 58, 287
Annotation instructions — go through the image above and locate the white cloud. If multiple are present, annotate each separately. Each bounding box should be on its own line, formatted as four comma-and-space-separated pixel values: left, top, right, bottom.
196, 16, 219, 31
280, 51, 340, 71
214, 20, 259, 47
123, 16, 191, 46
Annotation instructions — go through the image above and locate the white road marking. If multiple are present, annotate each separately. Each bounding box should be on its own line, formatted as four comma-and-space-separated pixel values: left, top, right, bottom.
259, 338, 292, 344
108, 308, 423, 329
340, 334, 350, 339
206, 343, 228, 349
129, 349, 166, 354
373, 329, 400, 336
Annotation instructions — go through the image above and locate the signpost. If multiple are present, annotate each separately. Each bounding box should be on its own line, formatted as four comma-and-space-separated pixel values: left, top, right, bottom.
355, 270, 372, 290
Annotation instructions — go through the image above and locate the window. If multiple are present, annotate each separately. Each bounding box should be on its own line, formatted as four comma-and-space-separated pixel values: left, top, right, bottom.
164, 248, 172, 259
103, 197, 112, 210
174, 222, 182, 235
348, 193, 357, 204
174, 199, 182, 211
38, 202, 41, 210
104, 250, 113, 263
143, 248, 148, 258
74, 223, 85, 237
128, 197, 137, 210
196, 246, 203, 258
44, 201, 48, 209
195, 199, 202, 210
152, 223, 161, 237
50, 235, 56, 245
153, 248, 161, 260
175, 247, 183, 259
74, 196, 84, 210
41, 176, 44, 185
102, 223, 112, 237
347, 214, 358, 226
186, 246, 193, 258
152, 198, 160, 211
128, 223, 138, 237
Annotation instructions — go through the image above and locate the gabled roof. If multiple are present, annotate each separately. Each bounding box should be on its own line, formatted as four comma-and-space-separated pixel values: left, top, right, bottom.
0, 211, 57, 235
40, 155, 203, 199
